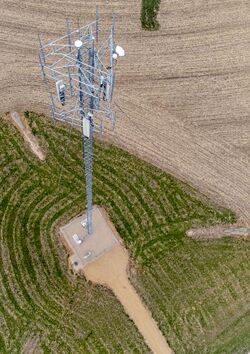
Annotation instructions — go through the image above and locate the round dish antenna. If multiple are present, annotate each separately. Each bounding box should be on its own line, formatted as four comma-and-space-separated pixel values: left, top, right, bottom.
115, 45, 125, 57
74, 39, 83, 48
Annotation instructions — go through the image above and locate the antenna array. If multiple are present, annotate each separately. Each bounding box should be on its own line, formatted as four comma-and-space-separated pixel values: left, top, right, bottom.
38, 8, 124, 235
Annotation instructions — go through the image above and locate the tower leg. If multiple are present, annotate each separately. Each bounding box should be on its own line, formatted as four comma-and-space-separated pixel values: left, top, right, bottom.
82, 122, 93, 235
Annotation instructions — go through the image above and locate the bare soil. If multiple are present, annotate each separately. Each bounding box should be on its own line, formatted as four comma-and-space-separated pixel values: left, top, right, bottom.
2, 2, 250, 352
1, 0, 250, 225
22, 335, 40, 354
60, 206, 172, 354
84, 244, 172, 354
186, 225, 249, 240
7, 111, 46, 160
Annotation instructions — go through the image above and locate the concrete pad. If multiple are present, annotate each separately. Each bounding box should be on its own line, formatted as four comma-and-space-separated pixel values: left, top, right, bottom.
60, 206, 173, 354
60, 206, 119, 272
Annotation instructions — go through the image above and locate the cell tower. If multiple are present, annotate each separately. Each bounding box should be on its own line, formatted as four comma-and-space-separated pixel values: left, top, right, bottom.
38, 7, 125, 235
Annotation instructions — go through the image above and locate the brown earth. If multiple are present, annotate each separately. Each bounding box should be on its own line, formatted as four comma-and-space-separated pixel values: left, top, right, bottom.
21, 335, 40, 354
186, 224, 249, 240
7, 111, 46, 160
2, 2, 250, 352
84, 243, 173, 354
60, 206, 173, 354
1, 0, 250, 225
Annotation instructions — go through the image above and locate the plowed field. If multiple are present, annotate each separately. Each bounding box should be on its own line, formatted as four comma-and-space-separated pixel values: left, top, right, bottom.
1, 0, 250, 222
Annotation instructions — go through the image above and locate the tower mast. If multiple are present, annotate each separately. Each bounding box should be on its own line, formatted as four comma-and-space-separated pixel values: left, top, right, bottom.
38, 9, 125, 235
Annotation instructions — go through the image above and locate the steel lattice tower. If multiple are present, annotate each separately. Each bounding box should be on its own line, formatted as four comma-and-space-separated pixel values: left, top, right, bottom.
38, 8, 124, 235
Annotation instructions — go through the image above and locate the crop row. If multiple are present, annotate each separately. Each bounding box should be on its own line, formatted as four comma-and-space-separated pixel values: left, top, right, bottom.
0, 112, 249, 353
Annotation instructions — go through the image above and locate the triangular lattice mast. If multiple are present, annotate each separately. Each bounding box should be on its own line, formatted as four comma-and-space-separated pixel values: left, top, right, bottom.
38, 8, 117, 235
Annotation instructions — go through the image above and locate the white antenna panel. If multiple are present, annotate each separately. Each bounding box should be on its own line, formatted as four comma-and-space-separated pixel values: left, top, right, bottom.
83, 118, 90, 138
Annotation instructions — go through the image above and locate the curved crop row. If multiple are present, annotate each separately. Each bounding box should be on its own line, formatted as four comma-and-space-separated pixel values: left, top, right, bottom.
0, 112, 249, 353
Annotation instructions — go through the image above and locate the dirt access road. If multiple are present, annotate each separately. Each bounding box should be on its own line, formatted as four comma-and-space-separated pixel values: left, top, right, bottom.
84, 244, 172, 354
1, 0, 250, 224
60, 206, 173, 354
60, 206, 172, 354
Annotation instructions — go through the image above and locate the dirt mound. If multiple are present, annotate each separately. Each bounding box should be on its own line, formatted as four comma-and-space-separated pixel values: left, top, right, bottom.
7, 111, 46, 160
186, 225, 249, 240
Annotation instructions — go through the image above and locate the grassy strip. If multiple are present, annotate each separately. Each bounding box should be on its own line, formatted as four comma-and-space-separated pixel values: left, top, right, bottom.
141, 0, 161, 30
1, 112, 250, 353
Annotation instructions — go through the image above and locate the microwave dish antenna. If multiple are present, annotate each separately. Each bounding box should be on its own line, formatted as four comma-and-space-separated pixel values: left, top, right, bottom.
115, 45, 125, 57
38, 7, 124, 235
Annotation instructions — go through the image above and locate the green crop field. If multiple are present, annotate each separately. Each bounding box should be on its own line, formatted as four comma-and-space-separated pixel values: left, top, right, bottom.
141, 0, 161, 30
1, 112, 250, 353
